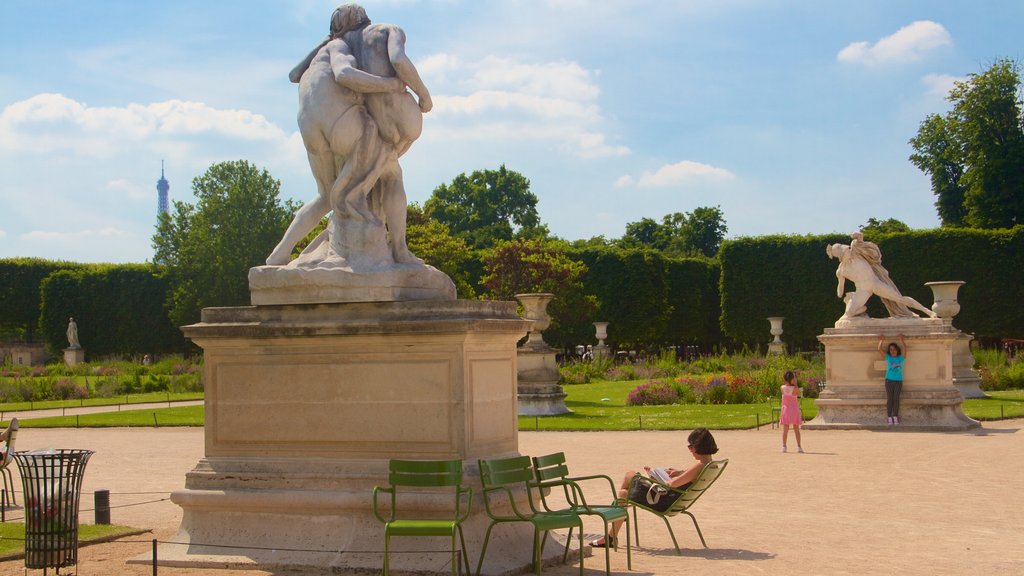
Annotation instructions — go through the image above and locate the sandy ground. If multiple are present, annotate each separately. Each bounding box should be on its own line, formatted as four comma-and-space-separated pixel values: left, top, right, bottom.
0, 421, 1021, 575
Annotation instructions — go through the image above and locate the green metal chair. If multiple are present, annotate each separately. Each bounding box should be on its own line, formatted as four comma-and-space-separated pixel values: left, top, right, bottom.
627, 459, 728, 554
0, 418, 19, 506
531, 452, 631, 575
372, 459, 472, 576
477, 455, 584, 576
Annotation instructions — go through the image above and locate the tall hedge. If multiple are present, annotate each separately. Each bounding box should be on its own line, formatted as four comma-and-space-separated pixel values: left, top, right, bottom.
665, 257, 722, 347
0, 258, 83, 341
719, 227, 1024, 346
39, 265, 186, 357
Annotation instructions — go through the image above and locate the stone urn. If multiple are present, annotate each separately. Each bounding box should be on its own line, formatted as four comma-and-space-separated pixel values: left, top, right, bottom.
515, 293, 554, 350
767, 317, 786, 355
592, 321, 609, 357
925, 281, 965, 320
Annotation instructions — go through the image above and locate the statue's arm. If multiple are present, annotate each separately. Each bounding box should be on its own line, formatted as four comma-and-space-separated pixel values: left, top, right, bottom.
289, 38, 329, 83
386, 26, 432, 112
836, 269, 845, 298
329, 41, 404, 93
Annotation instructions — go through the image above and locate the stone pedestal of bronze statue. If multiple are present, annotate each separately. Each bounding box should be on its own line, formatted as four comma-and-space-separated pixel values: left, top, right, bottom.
148, 301, 573, 574
804, 318, 978, 431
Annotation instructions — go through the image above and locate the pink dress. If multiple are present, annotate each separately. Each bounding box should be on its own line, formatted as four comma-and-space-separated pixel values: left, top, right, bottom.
779, 385, 802, 425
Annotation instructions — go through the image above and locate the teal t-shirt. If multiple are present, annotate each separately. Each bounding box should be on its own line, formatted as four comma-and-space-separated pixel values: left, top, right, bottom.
885, 354, 904, 381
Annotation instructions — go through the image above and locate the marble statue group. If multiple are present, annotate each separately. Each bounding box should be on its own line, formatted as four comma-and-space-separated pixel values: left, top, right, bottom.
266, 3, 432, 269
826, 232, 936, 323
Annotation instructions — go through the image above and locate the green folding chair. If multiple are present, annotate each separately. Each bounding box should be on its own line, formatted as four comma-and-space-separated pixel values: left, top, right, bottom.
628, 459, 728, 554
477, 455, 584, 576
531, 452, 631, 575
372, 459, 471, 576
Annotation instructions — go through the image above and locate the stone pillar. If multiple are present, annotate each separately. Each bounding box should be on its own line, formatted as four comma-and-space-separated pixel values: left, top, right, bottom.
515, 294, 570, 416
63, 347, 84, 367
153, 301, 558, 575
804, 318, 978, 430
767, 317, 786, 355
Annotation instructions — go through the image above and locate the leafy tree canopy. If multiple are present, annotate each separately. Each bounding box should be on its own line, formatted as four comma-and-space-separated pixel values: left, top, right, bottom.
152, 160, 296, 326
860, 217, 911, 235
618, 206, 727, 257
424, 165, 544, 249
910, 58, 1024, 228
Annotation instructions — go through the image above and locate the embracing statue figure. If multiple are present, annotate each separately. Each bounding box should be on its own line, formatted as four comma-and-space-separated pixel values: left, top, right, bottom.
266, 3, 432, 268
826, 232, 936, 323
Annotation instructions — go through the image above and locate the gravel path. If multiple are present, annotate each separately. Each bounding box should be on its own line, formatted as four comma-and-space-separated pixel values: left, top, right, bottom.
0, 420, 1020, 575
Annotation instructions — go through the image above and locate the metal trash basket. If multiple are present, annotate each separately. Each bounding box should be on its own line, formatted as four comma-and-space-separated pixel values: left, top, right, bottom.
13, 449, 94, 571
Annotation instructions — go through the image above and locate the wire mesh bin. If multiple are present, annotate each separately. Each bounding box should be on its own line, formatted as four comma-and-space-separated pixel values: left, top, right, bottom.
13, 449, 94, 572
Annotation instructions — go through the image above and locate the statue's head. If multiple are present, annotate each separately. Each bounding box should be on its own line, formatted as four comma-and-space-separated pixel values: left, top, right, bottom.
330, 3, 370, 38
826, 243, 850, 260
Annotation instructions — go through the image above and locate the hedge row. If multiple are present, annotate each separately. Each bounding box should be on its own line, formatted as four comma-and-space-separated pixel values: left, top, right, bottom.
3, 226, 1021, 356
719, 226, 1024, 346
37, 264, 187, 357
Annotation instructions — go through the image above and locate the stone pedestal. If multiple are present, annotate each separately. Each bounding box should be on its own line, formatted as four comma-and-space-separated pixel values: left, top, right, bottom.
517, 349, 570, 416
63, 347, 84, 367
515, 294, 570, 416
767, 317, 786, 356
952, 333, 985, 398
804, 318, 978, 431
150, 300, 571, 574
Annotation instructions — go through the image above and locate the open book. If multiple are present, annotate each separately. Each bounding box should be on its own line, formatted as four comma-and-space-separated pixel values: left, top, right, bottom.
650, 467, 672, 484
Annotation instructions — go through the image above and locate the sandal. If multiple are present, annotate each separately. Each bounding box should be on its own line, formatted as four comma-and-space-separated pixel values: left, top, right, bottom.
589, 535, 617, 549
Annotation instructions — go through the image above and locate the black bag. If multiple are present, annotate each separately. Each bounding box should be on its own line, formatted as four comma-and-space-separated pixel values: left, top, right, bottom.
627, 474, 683, 513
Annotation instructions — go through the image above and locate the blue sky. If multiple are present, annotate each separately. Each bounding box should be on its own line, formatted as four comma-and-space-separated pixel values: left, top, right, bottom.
1, 1, 1021, 263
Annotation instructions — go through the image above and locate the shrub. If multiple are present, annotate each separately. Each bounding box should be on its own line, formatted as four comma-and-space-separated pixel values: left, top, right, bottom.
706, 375, 729, 404
626, 380, 679, 406
559, 362, 590, 384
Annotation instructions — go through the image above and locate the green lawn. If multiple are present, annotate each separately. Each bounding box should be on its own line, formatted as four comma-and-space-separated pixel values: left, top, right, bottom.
16, 405, 204, 428
6, 383, 1024, 430
0, 523, 141, 558
0, 392, 203, 414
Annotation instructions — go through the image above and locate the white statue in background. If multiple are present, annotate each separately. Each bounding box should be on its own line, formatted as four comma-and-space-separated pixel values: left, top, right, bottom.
266, 3, 431, 267
66, 317, 81, 349
826, 232, 936, 322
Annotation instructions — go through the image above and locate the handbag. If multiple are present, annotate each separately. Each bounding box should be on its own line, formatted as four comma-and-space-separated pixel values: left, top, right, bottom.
627, 474, 683, 513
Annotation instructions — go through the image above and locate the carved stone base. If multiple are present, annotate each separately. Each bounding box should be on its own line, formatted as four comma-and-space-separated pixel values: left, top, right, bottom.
147, 301, 571, 574
517, 347, 570, 416
63, 347, 84, 367
804, 387, 978, 430
805, 318, 979, 431
248, 229, 456, 305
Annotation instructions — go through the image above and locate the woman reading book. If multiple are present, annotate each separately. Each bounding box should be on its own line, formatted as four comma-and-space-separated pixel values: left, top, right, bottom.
590, 428, 719, 548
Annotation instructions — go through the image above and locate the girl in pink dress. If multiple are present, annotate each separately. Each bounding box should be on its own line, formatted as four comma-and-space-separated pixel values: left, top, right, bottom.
780, 370, 803, 453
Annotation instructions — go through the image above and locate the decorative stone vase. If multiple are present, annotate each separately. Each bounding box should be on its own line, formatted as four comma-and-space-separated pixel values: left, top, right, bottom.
767, 317, 786, 355
592, 321, 610, 358
925, 281, 965, 320
515, 293, 554, 350
593, 322, 609, 347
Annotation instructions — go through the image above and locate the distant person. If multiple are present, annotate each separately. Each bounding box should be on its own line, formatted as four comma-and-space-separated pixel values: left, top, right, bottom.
779, 370, 803, 452
878, 335, 907, 425
142, 354, 152, 366
590, 428, 719, 549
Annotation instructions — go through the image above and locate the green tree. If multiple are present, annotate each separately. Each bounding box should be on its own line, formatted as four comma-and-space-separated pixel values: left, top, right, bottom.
480, 238, 597, 348
424, 165, 543, 249
619, 207, 727, 257
152, 160, 295, 326
860, 217, 911, 235
910, 58, 1024, 228
406, 218, 477, 298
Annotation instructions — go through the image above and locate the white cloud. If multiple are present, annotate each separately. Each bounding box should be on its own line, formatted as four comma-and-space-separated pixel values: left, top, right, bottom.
0, 93, 289, 156
105, 178, 152, 200
21, 227, 130, 242
422, 54, 628, 159
837, 21, 951, 66
921, 73, 962, 98
618, 160, 736, 189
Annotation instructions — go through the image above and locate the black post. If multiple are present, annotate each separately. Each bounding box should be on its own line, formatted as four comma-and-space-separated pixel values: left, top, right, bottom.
94, 489, 111, 525
153, 538, 158, 576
